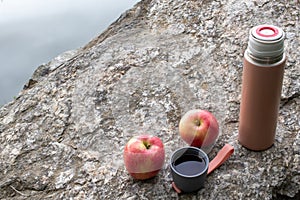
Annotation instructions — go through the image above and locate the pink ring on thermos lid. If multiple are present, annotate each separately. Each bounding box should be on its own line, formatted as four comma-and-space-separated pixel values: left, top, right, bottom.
255, 25, 279, 38
252, 24, 283, 41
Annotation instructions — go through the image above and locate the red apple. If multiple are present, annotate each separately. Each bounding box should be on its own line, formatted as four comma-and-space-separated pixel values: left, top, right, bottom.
179, 109, 219, 151
123, 135, 165, 180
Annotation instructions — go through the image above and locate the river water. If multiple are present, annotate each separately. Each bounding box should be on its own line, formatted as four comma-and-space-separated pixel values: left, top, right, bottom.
0, 0, 139, 105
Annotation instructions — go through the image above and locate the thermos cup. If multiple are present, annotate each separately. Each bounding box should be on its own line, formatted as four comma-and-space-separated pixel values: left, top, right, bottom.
238, 25, 286, 151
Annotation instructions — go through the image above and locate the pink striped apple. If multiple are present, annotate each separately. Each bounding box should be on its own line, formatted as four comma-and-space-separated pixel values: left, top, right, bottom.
179, 109, 219, 151
123, 135, 165, 180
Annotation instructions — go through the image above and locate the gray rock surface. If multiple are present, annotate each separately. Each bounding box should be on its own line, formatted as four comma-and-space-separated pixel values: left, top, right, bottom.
0, 0, 299, 199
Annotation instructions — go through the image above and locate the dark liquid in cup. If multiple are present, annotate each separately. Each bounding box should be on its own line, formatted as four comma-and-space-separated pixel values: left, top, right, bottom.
173, 154, 206, 176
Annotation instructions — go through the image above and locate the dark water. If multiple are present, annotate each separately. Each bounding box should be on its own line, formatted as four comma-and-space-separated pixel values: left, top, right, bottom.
173, 155, 206, 176
0, 0, 139, 105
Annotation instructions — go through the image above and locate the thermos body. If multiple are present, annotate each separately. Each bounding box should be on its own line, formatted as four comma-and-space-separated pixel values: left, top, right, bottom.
238, 25, 286, 151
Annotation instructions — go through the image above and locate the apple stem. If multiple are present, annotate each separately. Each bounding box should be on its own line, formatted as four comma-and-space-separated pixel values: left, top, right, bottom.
143, 141, 151, 149
195, 119, 201, 126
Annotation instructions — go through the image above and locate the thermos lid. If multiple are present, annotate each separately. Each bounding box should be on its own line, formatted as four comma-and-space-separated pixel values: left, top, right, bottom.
248, 25, 285, 60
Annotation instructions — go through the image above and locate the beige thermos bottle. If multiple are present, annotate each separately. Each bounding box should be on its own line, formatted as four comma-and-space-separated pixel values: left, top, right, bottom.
238, 25, 286, 151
